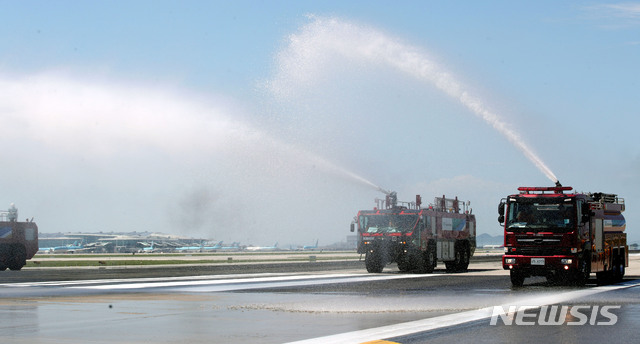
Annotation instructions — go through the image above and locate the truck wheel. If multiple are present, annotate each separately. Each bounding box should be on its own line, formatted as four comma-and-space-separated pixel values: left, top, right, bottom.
458, 246, 470, 272
612, 254, 624, 282
510, 271, 525, 287
0, 245, 8, 271
445, 247, 463, 273
400, 249, 422, 272
397, 255, 411, 272
574, 254, 590, 286
420, 249, 435, 273
365, 250, 384, 273
453, 248, 463, 270
8, 245, 26, 271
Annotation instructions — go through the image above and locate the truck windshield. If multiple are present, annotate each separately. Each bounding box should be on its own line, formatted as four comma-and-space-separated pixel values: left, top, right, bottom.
359, 214, 419, 234
507, 200, 575, 232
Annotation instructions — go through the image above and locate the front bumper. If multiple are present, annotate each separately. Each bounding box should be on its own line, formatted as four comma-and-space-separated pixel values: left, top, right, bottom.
503, 255, 578, 274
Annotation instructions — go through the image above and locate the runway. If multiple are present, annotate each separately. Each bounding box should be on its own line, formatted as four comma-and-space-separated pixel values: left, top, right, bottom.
1, 255, 639, 343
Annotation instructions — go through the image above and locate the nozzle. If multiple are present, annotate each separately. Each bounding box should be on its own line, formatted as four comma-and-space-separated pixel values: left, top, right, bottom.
377, 186, 392, 195
386, 191, 398, 208
555, 180, 562, 188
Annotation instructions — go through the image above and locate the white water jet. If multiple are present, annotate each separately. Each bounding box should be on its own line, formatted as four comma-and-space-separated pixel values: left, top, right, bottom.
269, 16, 558, 184
0, 71, 386, 198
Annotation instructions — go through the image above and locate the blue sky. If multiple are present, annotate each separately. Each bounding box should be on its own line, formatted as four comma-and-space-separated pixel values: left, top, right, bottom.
1, 1, 638, 246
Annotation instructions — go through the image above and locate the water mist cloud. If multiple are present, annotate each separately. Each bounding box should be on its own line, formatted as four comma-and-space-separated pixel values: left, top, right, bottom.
0, 71, 247, 158
268, 16, 558, 184
0, 70, 381, 239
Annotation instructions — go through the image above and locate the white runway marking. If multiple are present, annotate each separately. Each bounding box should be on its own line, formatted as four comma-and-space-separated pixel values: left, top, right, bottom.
67, 272, 443, 291
285, 280, 640, 344
0, 272, 445, 291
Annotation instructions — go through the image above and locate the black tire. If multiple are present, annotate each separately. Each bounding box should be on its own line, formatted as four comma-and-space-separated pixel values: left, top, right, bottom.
8, 245, 26, 271
510, 270, 525, 287
365, 250, 384, 273
612, 252, 625, 283
422, 248, 436, 273
453, 247, 463, 269
397, 255, 411, 272
574, 253, 590, 286
445, 246, 462, 273
415, 247, 435, 274
0, 244, 8, 271
457, 246, 470, 272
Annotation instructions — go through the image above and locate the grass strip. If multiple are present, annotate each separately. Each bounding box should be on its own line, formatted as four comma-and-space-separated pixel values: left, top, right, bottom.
26, 256, 359, 268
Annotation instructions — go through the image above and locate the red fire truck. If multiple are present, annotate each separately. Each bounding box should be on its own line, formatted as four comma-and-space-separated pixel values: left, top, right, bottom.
499, 185, 626, 286
0, 204, 38, 271
351, 192, 476, 273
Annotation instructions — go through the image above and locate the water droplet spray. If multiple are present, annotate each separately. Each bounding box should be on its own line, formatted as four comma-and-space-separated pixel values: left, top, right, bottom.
269, 16, 559, 185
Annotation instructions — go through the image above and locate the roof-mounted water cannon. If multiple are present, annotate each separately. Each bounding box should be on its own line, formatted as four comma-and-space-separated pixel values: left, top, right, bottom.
4, 203, 18, 222
385, 191, 398, 208
376, 186, 392, 196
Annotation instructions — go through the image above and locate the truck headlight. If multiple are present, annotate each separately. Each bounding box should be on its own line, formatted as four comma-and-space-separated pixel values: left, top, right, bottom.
504, 258, 516, 264
561, 259, 573, 265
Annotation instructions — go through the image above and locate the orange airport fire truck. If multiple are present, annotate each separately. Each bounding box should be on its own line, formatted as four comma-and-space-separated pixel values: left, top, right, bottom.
0, 204, 38, 271
351, 192, 476, 273
499, 185, 626, 286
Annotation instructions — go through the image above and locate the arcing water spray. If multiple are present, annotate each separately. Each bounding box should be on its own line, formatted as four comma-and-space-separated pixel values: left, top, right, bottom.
270, 16, 559, 184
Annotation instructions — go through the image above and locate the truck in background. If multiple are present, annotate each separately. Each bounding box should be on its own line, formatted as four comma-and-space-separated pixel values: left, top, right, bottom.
0, 204, 38, 271
351, 192, 476, 273
499, 185, 626, 286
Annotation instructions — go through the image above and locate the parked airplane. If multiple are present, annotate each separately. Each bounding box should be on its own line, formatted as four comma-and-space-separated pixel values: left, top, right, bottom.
39, 241, 84, 254
137, 241, 176, 253
202, 241, 224, 250
245, 242, 278, 251
76, 242, 110, 253
138, 241, 156, 252
302, 239, 319, 250
174, 241, 223, 252
218, 242, 241, 251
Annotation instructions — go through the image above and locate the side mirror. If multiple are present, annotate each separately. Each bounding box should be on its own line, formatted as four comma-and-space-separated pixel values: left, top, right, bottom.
498, 201, 505, 216
498, 215, 505, 224
581, 203, 592, 223
350, 222, 355, 232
